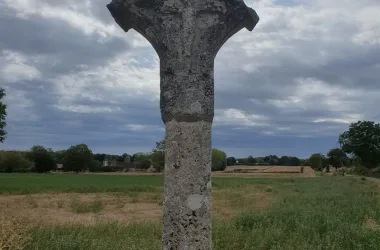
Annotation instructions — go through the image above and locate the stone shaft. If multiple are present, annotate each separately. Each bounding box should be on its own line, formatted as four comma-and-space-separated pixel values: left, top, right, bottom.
106, 1, 259, 249
163, 120, 212, 249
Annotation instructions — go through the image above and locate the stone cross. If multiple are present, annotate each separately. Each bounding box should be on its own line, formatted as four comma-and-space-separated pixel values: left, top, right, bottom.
107, 0, 259, 249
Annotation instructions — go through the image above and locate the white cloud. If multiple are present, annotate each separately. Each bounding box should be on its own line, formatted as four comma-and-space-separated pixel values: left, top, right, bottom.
51, 51, 160, 113
214, 108, 268, 127
122, 124, 164, 132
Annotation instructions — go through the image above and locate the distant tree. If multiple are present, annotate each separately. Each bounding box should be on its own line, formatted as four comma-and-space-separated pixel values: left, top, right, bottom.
226, 157, 236, 166
247, 155, 256, 165
309, 153, 323, 171
54, 150, 66, 163
132, 152, 151, 163
256, 157, 264, 165
137, 159, 152, 169
93, 153, 106, 162
151, 139, 165, 172
212, 148, 227, 171
64, 144, 93, 172
321, 154, 330, 172
116, 155, 124, 161
88, 160, 103, 172
339, 120, 380, 168
267, 155, 279, 165
28, 145, 56, 173
300, 159, 309, 166
278, 156, 289, 166
122, 153, 132, 163
0, 151, 33, 173
327, 148, 348, 170
0, 89, 7, 143
288, 156, 301, 166
237, 158, 247, 164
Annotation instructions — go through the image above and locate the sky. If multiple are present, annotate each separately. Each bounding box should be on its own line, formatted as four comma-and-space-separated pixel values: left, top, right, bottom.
0, 0, 379, 158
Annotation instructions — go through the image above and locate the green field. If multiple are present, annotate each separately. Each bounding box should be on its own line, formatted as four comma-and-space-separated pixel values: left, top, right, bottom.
1, 173, 380, 249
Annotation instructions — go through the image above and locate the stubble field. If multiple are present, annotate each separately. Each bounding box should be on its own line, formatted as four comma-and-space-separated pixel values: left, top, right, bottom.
1, 173, 380, 249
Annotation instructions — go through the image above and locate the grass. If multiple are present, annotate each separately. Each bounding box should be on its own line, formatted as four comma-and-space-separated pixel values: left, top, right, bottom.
0, 173, 163, 194
1, 174, 380, 249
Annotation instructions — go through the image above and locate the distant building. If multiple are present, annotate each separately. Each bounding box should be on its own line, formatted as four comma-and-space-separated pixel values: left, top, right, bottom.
56, 164, 63, 172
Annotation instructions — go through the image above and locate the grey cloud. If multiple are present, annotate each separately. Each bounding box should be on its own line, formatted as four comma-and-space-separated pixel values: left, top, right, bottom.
0, 6, 129, 77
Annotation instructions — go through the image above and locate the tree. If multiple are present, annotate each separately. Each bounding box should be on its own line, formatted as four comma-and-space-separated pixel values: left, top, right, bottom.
132, 152, 151, 163
0, 151, 33, 173
63, 144, 93, 172
278, 156, 290, 166
151, 139, 165, 172
54, 150, 66, 163
321, 154, 330, 172
327, 148, 348, 170
339, 121, 380, 168
247, 155, 256, 165
309, 153, 323, 171
226, 157, 236, 166
137, 159, 152, 169
212, 148, 227, 171
288, 156, 301, 166
93, 153, 107, 162
0, 89, 7, 143
122, 153, 132, 163
28, 145, 56, 173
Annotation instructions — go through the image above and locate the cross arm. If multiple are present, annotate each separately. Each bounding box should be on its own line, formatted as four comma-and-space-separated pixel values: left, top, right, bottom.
212, 1, 260, 54
107, 0, 164, 54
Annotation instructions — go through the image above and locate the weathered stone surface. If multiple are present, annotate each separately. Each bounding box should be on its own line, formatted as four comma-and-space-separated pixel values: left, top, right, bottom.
163, 120, 212, 249
107, 0, 258, 123
107, 1, 259, 249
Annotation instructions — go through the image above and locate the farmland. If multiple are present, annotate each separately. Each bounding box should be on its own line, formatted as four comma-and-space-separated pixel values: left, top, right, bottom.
1, 173, 380, 249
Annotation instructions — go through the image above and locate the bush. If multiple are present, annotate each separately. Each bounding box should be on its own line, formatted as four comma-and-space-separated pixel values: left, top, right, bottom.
0, 151, 33, 173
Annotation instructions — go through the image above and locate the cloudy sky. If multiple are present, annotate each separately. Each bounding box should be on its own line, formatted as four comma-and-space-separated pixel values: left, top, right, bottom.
0, 0, 379, 158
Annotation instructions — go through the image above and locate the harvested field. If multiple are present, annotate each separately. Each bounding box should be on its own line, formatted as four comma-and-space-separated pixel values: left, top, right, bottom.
220, 165, 315, 177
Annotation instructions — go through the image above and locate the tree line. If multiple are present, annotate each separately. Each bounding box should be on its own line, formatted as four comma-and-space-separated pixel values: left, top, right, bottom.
0, 139, 229, 173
